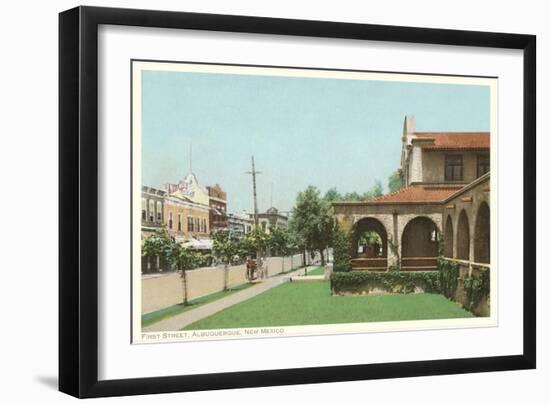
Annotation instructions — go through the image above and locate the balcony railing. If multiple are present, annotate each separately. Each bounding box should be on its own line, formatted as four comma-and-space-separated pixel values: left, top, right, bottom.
351, 257, 388, 271
401, 257, 438, 271
142, 220, 163, 228
442, 257, 490, 270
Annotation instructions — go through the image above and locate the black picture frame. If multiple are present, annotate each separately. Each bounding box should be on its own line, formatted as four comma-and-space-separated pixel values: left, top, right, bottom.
59, 5, 536, 398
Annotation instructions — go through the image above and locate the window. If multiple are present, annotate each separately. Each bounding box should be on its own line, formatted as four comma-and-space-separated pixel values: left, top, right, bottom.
202, 218, 207, 233
187, 216, 193, 232
156, 201, 162, 222
141, 198, 146, 221
168, 211, 173, 229
477, 154, 490, 177
148, 200, 155, 222
177, 214, 182, 232
195, 217, 200, 232
445, 155, 463, 181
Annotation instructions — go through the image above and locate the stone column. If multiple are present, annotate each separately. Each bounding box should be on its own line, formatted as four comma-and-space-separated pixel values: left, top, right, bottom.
451, 211, 458, 259
468, 213, 475, 276
388, 211, 399, 268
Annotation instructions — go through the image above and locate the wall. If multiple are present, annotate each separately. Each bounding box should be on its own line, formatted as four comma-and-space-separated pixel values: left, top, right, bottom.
443, 176, 490, 261
452, 262, 491, 317
164, 197, 210, 240
422, 150, 485, 184
3, 1, 548, 404
142, 254, 304, 313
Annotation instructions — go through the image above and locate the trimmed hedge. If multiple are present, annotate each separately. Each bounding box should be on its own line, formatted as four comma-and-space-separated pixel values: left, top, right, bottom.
331, 270, 441, 295
331, 258, 461, 297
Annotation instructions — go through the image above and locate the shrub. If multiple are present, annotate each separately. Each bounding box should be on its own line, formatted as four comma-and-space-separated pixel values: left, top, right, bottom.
331, 271, 441, 295
463, 268, 490, 310
388, 263, 400, 272
438, 258, 459, 299
331, 258, 462, 296
142, 228, 176, 272
332, 228, 352, 272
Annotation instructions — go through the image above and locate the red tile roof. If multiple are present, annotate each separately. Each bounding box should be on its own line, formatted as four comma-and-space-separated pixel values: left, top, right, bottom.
414, 132, 490, 150
366, 185, 463, 204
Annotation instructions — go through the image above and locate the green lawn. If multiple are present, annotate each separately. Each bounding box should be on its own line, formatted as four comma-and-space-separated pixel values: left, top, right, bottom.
184, 281, 472, 330
305, 266, 325, 276
142, 283, 253, 327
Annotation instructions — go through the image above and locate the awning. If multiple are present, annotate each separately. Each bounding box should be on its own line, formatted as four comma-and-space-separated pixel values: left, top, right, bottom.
182, 238, 213, 250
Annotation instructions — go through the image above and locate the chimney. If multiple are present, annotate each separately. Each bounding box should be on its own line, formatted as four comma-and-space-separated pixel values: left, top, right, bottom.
400, 115, 417, 186
403, 115, 416, 145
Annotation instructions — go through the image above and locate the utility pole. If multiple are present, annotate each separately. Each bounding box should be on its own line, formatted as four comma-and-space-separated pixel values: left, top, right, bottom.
246, 156, 261, 228
189, 144, 193, 173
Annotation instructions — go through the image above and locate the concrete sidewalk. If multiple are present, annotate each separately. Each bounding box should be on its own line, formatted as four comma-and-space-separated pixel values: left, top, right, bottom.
143, 265, 319, 332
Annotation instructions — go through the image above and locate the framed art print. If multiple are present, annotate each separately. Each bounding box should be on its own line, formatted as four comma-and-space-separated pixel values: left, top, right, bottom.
59, 6, 536, 398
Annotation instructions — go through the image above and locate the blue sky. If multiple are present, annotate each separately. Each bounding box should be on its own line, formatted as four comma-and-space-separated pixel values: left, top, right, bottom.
141, 69, 490, 213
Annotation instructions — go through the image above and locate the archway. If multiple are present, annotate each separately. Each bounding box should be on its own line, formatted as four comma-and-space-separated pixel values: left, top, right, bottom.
351, 217, 388, 270
444, 215, 454, 258
474, 202, 490, 263
457, 210, 470, 261
402, 217, 439, 258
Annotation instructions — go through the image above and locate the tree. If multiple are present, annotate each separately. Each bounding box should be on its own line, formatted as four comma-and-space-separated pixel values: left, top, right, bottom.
388, 170, 403, 193
212, 231, 240, 290
268, 225, 291, 257
358, 230, 383, 256
323, 187, 342, 202
362, 180, 384, 201
269, 225, 293, 272
343, 191, 362, 201
241, 227, 271, 279
290, 186, 334, 266
288, 227, 307, 267
372, 180, 384, 198
141, 228, 174, 273
329, 181, 384, 203
172, 244, 201, 304
359, 230, 382, 245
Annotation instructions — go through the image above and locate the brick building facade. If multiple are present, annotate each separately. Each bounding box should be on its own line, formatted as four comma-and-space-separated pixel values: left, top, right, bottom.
206, 184, 228, 233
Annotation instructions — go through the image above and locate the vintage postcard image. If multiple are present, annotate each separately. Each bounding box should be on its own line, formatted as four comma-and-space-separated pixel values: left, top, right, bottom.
131, 61, 497, 344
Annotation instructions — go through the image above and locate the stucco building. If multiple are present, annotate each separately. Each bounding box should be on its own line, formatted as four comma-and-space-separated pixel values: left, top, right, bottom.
162, 174, 213, 243
250, 207, 289, 233
333, 116, 491, 274
141, 186, 166, 238
163, 195, 210, 243
227, 212, 254, 239
164, 173, 211, 206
